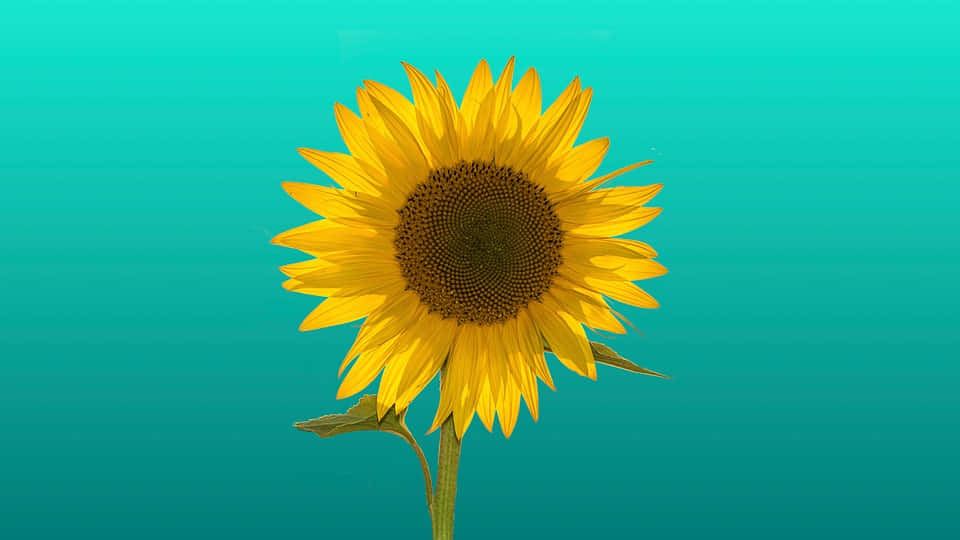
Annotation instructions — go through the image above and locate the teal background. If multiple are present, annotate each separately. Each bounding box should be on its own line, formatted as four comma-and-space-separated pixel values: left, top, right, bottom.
2, 0, 958, 538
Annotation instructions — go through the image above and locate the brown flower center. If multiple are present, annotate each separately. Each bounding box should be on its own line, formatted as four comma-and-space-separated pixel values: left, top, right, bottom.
394, 160, 563, 325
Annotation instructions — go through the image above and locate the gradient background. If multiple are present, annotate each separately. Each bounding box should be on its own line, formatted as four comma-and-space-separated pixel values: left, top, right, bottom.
2, 0, 959, 538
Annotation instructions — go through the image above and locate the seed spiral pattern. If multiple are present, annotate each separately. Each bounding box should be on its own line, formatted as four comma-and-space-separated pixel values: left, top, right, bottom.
394, 160, 564, 325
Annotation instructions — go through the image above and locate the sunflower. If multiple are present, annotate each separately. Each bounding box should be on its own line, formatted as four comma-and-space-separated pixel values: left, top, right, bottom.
273, 58, 666, 438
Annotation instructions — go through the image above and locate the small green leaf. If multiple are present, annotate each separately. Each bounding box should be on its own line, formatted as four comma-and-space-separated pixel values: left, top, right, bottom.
296, 395, 436, 506
589, 341, 670, 378
543, 338, 670, 379
294, 394, 414, 439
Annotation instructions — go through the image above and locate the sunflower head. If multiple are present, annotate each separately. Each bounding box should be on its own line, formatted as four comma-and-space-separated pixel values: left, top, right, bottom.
273, 58, 666, 438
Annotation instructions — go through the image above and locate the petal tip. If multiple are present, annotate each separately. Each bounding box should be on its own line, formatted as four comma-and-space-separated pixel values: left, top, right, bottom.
298, 319, 315, 332
588, 366, 598, 381
335, 384, 353, 400
280, 181, 307, 198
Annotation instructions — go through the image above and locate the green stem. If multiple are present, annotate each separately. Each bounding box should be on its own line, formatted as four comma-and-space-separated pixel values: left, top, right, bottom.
395, 429, 434, 513
431, 416, 461, 540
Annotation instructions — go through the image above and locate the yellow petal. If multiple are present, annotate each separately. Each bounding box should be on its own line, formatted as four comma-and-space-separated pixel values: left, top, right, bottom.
577, 275, 660, 308
460, 59, 493, 124
548, 283, 626, 335
462, 88, 498, 161
560, 236, 666, 281
401, 62, 451, 167
281, 278, 334, 297
271, 219, 385, 254
569, 183, 664, 209
552, 87, 593, 159
561, 255, 633, 283
500, 319, 539, 418
294, 258, 399, 289
542, 293, 597, 379
296, 148, 381, 198
521, 77, 580, 154
377, 332, 422, 419
515, 91, 582, 177
555, 137, 609, 183
556, 183, 662, 225
279, 255, 332, 278
299, 294, 388, 331
595, 258, 668, 281
527, 296, 595, 379
355, 87, 421, 193
431, 327, 480, 437
433, 69, 464, 158
581, 301, 627, 334
333, 103, 385, 173
481, 324, 506, 404
341, 290, 423, 374
429, 326, 467, 432
366, 94, 430, 176
504, 329, 540, 422
460, 327, 494, 438
494, 103, 524, 168
394, 315, 458, 411
490, 59, 519, 151
282, 180, 397, 231
516, 308, 554, 389
511, 67, 542, 135
550, 160, 654, 205
361, 122, 421, 196
286, 272, 404, 299
565, 235, 659, 259
356, 86, 386, 132
535, 77, 581, 135
566, 207, 662, 237
402, 62, 441, 122
306, 249, 393, 267
337, 333, 400, 399
494, 56, 516, 96
490, 57, 516, 126
496, 380, 521, 438
517, 361, 540, 422
476, 379, 496, 431
362, 79, 418, 133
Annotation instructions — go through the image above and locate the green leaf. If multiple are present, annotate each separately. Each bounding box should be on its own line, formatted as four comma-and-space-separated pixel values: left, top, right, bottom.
294, 394, 414, 439
543, 338, 670, 379
296, 395, 436, 507
589, 341, 670, 378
